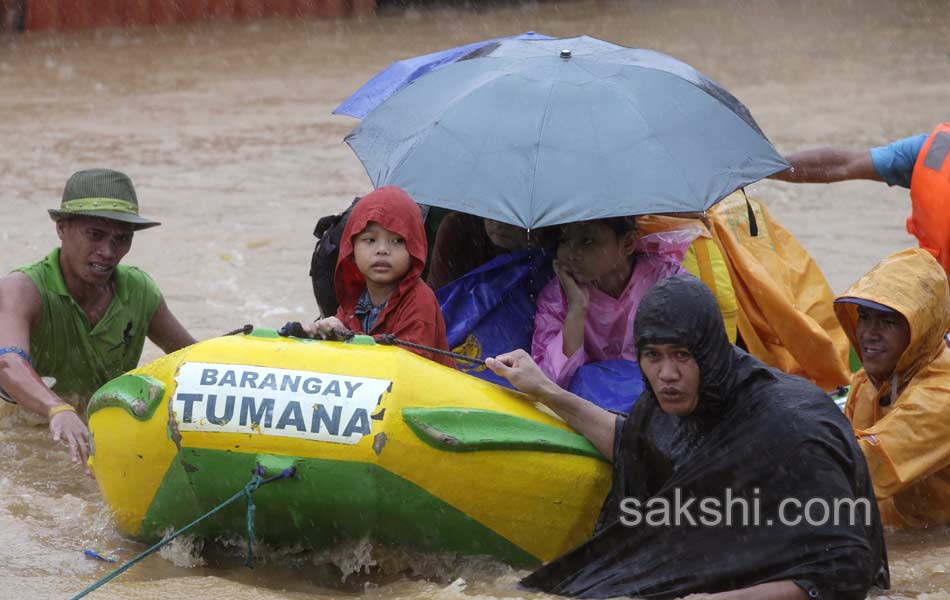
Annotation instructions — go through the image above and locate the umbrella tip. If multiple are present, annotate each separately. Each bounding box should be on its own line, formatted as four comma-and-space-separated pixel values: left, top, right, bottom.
560, 49, 572, 59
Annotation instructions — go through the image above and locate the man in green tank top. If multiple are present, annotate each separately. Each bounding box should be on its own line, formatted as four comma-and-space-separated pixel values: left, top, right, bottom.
0, 169, 195, 474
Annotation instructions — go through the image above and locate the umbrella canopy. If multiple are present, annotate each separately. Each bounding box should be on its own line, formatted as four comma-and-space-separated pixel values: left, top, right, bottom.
345, 36, 789, 230
334, 32, 553, 119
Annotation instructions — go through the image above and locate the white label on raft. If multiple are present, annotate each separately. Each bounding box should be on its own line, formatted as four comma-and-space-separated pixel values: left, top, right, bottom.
172, 362, 392, 444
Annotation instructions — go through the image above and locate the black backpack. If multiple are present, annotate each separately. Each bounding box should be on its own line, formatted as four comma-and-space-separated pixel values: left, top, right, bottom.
309, 197, 359, 317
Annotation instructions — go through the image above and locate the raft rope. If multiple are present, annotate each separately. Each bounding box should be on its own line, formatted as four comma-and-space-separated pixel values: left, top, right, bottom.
374, 333, 486, 365
70, 466, 295, 600
224, 324, 255, 336
276, 322, 485, 365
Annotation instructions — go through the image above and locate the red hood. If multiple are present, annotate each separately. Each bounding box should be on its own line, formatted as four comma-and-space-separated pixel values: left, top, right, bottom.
335, 186, 428, 314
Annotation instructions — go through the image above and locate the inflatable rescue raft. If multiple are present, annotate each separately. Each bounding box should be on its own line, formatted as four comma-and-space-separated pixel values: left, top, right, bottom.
87, 329, 612, 565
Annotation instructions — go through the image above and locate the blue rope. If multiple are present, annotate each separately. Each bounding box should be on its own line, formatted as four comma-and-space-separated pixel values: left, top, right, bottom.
243, 478, 261, 568
71, 467, 295, 599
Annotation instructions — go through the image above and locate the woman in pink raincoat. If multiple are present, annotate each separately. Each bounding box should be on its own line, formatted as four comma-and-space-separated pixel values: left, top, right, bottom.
532, 216, 694, 390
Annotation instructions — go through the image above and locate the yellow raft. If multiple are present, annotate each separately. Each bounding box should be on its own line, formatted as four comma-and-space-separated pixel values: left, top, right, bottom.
87, 329, 611, 565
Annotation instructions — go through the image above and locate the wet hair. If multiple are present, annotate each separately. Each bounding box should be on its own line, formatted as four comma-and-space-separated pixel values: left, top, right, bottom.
559, 216, 637, 237
601, 216, 638, 237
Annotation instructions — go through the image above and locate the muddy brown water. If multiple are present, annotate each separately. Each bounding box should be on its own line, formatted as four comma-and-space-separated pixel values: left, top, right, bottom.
1, 1, 949, 598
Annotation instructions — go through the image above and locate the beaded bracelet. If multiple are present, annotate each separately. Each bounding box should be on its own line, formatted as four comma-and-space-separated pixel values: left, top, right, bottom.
0, 346, 32, 365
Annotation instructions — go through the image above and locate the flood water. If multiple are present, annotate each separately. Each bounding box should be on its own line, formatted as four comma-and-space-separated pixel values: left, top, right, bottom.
1, 1, 949, 598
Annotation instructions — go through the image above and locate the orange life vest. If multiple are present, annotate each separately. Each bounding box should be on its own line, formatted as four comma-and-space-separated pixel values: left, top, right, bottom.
908, 123, 950, 277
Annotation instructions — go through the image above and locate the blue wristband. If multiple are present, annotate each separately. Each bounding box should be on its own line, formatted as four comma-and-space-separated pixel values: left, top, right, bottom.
0, 346, 32, 366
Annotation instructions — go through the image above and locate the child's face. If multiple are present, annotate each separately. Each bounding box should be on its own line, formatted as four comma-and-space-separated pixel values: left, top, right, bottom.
353, 221, 412, 288
556, 221, 636, 285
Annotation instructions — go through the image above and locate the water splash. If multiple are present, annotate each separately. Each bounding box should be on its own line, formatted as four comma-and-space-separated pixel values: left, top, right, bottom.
311, 537, 377, 580
159, 533, 206, 568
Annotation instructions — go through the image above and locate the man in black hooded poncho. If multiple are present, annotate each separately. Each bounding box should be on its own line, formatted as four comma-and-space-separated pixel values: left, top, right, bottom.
487, 275, 888, 600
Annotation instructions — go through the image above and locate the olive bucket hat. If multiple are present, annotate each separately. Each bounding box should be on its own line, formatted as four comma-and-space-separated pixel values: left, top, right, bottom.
48, 169, 161, 230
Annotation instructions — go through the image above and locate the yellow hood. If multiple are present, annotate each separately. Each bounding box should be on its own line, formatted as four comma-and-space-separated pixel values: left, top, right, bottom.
835, 248, 950, 391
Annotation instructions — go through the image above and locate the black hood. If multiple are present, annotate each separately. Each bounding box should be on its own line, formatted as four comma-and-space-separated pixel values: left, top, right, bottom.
634, 274, 742, 422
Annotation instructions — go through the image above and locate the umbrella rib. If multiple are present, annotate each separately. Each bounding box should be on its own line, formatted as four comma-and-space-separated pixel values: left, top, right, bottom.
528, 77, 560, 230
570, 58, 608, 82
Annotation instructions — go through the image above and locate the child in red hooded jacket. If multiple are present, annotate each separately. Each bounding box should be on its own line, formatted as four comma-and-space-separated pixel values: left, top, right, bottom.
304, 186, 454, 368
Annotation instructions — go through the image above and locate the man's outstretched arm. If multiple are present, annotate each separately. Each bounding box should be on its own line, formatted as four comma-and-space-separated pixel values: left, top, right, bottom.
771, 148, 881, 184
0, 273, 90, 473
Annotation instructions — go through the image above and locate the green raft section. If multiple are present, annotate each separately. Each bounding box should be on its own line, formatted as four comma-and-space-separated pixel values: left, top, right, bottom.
402, 407, 606, 460
139, 448, 539, 566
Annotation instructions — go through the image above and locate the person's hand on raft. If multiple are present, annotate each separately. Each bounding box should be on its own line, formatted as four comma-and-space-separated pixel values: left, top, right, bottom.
50, 409, 92, 477
486, 350, 558, 399
303, 316, 352, 341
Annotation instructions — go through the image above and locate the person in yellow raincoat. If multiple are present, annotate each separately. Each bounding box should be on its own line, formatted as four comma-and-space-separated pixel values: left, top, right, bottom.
639, 190, 852, 391
707, 190, 852, 390
834, 248, 950, 527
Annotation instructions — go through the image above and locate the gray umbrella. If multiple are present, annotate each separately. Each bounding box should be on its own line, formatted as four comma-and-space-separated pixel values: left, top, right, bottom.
345, 35, 789, 229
